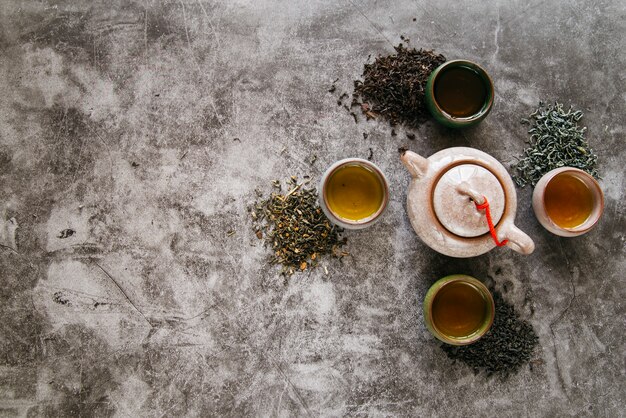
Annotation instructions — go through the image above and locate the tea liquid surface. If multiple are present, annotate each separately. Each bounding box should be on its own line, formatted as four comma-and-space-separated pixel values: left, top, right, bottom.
432, 281, 488, 338
326, 164, 384, 221
544, 173, 594, 228
434, 67, 487, 118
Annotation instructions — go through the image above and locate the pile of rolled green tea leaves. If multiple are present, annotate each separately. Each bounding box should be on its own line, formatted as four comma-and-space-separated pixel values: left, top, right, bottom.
440, 291, 539, 378
353, 44, 446, 128
512, 102, 599, 187
250, 177, 347, 275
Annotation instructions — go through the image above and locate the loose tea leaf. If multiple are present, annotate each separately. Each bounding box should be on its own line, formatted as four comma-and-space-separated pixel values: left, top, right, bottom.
353, 44, 446, 128
251, 177, 347, 275
440, 290, 539, 378
58, 229, 75, 239
512, 102, 599, 187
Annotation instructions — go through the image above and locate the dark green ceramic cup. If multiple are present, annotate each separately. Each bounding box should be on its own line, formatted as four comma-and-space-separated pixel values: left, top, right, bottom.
423, 275, 495, 345
425, 60, 494, 128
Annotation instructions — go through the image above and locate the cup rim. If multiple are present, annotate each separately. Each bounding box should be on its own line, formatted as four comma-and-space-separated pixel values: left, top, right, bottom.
428, 59, 495, 123
540, 167, 604, 233
321, 158, 389, 227
424, 275, 495, 345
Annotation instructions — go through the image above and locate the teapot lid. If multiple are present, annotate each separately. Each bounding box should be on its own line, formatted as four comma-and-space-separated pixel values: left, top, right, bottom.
433, 164, 505, 237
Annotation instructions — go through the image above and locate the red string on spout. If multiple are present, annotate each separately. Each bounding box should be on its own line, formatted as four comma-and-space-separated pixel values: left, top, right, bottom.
474, 196, 509, 247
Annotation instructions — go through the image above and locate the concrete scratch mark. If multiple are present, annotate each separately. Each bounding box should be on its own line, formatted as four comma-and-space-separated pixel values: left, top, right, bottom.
549, 239, 577, 401
275, 381, 289, 415
85, 124, 115, 196
208, 98, 225, 128
344, 0, 394, 49
92, 35, 97, 67
272, 360, 314, 418
144, 5, 148, 59
492, 11, 501, 65
92, 261, 153, 328
197, 0, 221, 52
0, 215, 18, 252
0, 242, 19, 254
179, 0, 192, 49
346, 398, 414, 409
209, 299, 313, 417
71, 131, 88, 186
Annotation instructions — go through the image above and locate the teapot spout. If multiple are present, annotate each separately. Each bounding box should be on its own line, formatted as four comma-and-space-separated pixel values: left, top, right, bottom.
400, 150, 430, 179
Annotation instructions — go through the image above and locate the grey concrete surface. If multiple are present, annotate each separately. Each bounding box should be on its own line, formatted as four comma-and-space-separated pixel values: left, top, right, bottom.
0, 0, 624, 416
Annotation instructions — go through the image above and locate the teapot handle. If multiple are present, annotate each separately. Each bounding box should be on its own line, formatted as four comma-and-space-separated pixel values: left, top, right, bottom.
501, 223, 535, 255
400, 150, 430, 179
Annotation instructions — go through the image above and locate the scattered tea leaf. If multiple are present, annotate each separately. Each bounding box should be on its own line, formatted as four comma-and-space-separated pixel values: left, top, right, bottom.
58, 229, 75, 239
512, 102, 599, 187
251, 178, 347, 275
440, 290, 539, 378
353, 45, 446, 128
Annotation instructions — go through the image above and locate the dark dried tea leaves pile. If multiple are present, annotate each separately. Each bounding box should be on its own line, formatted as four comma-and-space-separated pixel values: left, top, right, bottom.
353, 44, 446, 127
513, 102, 599, 187
251, 177, 347, 275
441, 291, 539, 378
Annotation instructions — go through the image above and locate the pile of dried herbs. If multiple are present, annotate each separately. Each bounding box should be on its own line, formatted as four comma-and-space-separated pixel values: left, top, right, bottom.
353, 44, 446, 128
441, 290, 539, 378
513, 102, 599, 187
251, 177, 347, 275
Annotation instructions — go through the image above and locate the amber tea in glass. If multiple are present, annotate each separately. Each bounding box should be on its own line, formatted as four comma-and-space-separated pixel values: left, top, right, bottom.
544, 172, 594, 229
434, 66, 488, 118
431, 281, 489, 338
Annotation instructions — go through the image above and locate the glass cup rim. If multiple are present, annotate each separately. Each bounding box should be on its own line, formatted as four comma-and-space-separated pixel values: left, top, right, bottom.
541, 168, 604, 232
425, 275, 495, 345
321, 158, 389, 226
429, 59, 495, 122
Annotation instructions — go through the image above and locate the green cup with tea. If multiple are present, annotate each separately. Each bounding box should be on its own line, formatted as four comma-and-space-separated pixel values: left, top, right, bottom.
425, 60, 494, 128
423, 275, 495, 345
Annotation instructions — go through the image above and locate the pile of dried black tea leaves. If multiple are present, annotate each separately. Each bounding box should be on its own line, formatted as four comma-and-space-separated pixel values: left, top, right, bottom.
251, 177, 347, 275
440, 290, 539, 378
353, 44, 446, 128
513, 102, 599, 187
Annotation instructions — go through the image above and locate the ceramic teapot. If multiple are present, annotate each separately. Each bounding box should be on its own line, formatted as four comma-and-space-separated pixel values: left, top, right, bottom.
400, 147, 534, 257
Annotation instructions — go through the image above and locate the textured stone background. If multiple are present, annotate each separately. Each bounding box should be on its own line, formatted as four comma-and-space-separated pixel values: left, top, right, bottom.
0, 0, 624, 416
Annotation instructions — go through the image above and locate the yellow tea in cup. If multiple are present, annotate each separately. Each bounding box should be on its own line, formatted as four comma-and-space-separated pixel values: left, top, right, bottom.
320, 158, 389, 230
325, 164, 384, 221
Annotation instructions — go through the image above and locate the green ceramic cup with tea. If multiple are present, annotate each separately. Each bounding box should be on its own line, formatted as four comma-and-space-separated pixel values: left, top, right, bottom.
423, 275, 495, 345
425, 60, 494, 128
